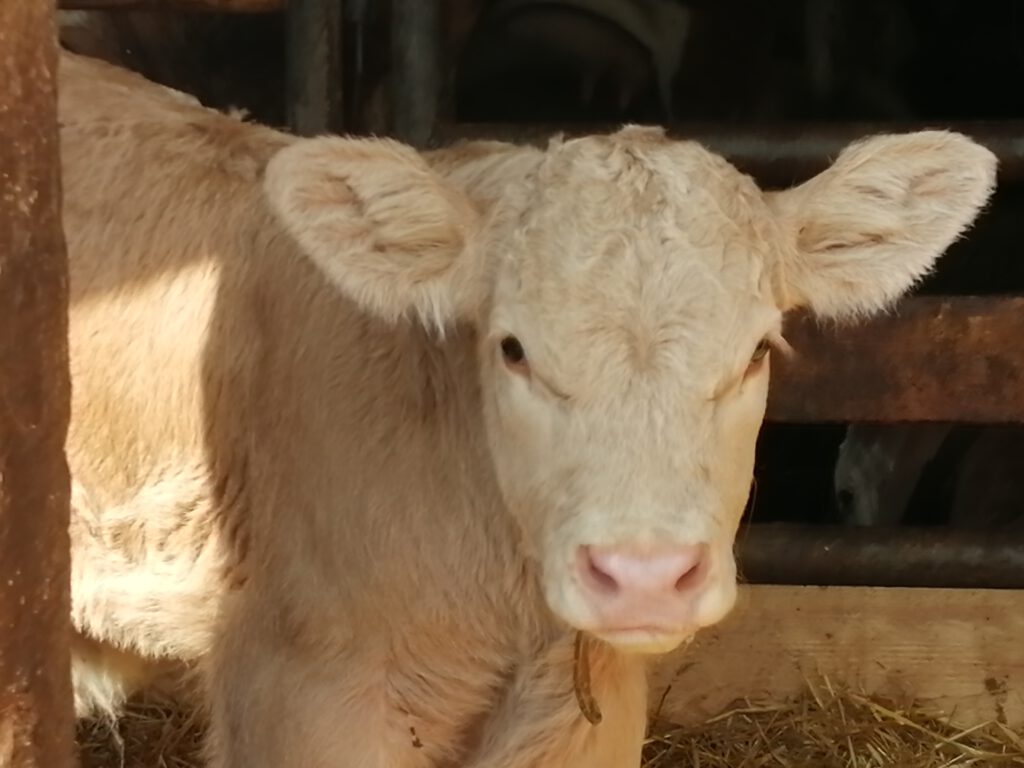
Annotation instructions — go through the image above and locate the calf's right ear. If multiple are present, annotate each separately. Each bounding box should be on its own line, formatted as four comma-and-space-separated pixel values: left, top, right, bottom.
264, 136, 482, 331
768, 131, 997, 320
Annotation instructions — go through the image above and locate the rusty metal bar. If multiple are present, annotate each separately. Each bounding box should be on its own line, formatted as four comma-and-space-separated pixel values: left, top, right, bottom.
286, 0, 344, 136
737, 524, 1024, 589
437, 121, 1024, 188
767, 296, 1024, 423
0, 1, 76, 766
391, 0, 441, 147
58, 0, 282, 11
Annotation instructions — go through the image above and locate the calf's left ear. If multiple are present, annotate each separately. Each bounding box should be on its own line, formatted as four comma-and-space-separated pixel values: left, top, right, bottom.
769, 131, 997, 319
265, 136, 482, 330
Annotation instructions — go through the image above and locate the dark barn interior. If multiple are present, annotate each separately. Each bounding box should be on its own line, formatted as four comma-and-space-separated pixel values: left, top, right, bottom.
56, 0, 1024, 587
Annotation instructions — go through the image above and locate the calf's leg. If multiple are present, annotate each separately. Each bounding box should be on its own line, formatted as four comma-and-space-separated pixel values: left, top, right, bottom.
205, 604, 446, 768
207, 612, 648, 767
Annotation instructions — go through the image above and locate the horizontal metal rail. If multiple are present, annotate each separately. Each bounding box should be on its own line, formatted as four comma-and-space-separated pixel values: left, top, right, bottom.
738, 523, 1024, 589
438, 121, 1024, 187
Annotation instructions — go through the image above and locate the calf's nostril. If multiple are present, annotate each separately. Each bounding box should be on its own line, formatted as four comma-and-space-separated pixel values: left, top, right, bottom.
674, 559, 703, 592
585, 553, 620, 594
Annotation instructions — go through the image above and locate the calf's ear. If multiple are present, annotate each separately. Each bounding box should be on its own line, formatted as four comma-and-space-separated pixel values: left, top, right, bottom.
265, 136, 482, 330
769, 131, 997, 319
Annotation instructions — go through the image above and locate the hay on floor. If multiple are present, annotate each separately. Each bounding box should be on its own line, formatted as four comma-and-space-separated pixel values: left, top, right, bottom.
77, 697, 204, 768
645, 682, 1024, 768
77, 684, 1024, 767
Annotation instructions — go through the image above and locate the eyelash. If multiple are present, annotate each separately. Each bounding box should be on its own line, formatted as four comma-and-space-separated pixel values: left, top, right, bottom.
749, 338, 771, 366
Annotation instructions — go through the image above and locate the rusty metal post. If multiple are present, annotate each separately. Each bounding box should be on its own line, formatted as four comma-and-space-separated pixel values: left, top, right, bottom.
0, 1, 76, 766
286, 0, 345, 136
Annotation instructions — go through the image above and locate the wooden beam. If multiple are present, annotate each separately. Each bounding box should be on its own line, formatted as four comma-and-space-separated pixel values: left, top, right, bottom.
767, 295, 1024, 423
0, 1, 75, 767
649, 585, 1024, 731
58, 0, 283, 12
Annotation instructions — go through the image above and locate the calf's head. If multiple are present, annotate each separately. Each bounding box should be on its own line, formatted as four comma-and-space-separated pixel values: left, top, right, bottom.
266, 128, 995, 654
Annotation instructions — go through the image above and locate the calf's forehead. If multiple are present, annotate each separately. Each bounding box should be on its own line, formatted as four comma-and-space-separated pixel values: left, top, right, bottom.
494, 136, 782, 359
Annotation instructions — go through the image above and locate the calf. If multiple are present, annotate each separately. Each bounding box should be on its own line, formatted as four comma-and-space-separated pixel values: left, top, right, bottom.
834, 423, 953, 526
61, 51, 996, 767
465, 0, 690, 118
835, 424, 1024, 529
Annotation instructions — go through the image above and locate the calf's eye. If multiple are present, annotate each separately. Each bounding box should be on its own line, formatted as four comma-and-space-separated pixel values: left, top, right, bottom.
501, 336, 528, 368
742, 338, 772, 378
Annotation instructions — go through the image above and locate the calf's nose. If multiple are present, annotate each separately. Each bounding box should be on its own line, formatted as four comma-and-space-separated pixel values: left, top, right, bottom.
576, 542, 709, 630
584, 543, 706, 594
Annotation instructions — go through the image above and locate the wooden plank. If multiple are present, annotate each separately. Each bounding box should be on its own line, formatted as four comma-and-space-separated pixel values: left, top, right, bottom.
58, 0, 283, 11
767, 295, 1024, 423
0, 1, 75, 767
648, 585, 1024, 731
286, 0, 344, 136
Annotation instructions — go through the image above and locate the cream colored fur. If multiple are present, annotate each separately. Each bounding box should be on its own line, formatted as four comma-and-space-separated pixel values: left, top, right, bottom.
59, 49, 996, 767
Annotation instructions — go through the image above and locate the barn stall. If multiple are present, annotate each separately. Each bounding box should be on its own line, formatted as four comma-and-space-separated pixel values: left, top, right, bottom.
2, 0, 1024, 765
